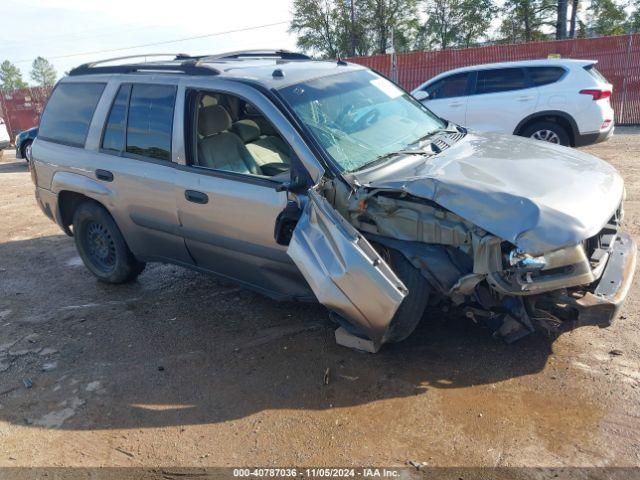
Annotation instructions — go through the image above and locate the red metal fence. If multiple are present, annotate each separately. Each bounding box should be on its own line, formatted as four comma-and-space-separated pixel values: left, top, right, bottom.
0, 86, 52, 141
349, 34, 640, 124
0, 34, 638, 140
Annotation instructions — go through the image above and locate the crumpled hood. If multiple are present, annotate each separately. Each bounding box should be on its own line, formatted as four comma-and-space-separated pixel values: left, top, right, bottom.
351, 131, 624, 254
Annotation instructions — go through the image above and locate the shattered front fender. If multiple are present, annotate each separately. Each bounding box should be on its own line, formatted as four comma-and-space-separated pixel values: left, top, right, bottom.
287, 189, 408, 344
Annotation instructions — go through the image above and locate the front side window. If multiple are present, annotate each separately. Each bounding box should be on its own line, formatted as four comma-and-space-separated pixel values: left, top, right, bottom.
126, 84, 176, 161
39, 82, 106, 147
190, 91, 292, 179
279, 70, 446, 172
475, 68, 528, 95
425, 73, 469, 99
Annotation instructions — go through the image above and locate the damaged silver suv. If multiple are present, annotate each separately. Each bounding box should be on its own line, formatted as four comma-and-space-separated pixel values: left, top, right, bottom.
31, 51, 636, 350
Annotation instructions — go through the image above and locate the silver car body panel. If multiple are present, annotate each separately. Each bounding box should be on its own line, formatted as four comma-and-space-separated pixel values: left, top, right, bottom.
348, 131, 624, 255
288, 189, 408, 344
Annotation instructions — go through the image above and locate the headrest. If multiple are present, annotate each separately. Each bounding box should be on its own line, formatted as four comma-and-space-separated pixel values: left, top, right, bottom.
232, 119, 260, 143
201, 95, 218, 107
198, 105, 232, 137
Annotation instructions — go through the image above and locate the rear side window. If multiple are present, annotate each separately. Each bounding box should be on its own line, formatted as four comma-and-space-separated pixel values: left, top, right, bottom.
528, 67, 565, 86
102, 84, 130, 152
425, 73, 469, 99
475, 68, 528, 94
126, 84, 176, 161
584, 64, 609, 83
39, 82, 105, 147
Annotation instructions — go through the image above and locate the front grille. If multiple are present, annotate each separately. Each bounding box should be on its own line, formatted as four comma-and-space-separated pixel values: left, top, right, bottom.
582, 202, 622, 263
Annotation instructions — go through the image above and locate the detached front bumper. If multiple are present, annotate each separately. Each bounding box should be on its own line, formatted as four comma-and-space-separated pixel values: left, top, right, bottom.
569, 232, 636, 326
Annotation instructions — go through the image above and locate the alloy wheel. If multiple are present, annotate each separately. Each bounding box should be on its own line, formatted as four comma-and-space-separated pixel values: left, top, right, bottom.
530, 129, 560, 144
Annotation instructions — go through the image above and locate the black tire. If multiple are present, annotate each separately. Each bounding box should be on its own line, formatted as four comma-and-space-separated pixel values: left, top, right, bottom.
521, 121, 570, 146
72, 201, 145, 283
21, 140, 32, 163
384, 248, 431, 343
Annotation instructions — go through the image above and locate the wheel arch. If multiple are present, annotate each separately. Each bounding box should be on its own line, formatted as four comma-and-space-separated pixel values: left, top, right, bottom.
57, 191, 105, 236
513, 110, 579, 147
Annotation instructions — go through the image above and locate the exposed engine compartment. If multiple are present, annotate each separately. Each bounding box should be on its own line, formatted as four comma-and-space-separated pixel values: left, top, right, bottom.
320, 178, 626, 343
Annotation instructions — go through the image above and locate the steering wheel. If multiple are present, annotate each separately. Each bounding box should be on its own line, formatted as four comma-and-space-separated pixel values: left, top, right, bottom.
352, 108, 380, 131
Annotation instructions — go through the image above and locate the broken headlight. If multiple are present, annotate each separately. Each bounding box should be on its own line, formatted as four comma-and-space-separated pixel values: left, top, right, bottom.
508, 248, 547, 270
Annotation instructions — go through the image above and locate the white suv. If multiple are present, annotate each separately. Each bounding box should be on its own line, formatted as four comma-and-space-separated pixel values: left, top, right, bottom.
0, 117, 10, 151
412, 59, 614, 147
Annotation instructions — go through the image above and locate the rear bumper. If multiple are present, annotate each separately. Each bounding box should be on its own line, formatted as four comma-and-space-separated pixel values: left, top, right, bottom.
574, 124, 615, 147
571, 231, 636, 326
35, 186, 58, 223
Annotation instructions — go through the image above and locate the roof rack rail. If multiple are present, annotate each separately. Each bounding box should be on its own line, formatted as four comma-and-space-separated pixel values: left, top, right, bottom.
200, 49, 311, 61
68, 58, 219, 77
73, 53, 191, 68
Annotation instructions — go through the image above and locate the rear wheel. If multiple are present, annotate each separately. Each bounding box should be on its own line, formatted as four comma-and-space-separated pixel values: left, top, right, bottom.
72, 202, 145, 283
521, 121, 570, 146
22, 140, 32, 163
384, 248, 431, 343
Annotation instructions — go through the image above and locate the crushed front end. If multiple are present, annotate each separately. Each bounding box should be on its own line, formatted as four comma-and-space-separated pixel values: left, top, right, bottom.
327, 180, 636, 343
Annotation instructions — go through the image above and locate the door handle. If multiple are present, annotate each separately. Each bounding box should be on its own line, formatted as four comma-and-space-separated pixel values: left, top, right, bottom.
185, 190, 209, 204
517, 96, 534, 102
448, 102, 463, 107
95, 169, 113, 182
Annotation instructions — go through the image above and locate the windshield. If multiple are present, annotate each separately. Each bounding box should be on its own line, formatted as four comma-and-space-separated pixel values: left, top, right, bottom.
279, 69, 446, 172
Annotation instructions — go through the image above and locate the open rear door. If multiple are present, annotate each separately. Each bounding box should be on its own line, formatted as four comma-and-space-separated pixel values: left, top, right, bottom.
287, 189, 407, 344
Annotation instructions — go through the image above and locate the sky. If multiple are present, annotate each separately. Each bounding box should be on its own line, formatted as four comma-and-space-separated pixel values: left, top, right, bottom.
1, 0, 298, 84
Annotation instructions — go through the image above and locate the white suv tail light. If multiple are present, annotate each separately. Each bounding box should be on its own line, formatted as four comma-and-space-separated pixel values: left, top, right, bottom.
579, 89, 612, 101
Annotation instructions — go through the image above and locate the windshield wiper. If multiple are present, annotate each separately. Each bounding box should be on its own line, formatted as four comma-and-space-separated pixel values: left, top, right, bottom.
350, 146, 437, 173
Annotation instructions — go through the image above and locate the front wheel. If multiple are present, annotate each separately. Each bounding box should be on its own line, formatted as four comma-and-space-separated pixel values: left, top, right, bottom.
521, 121, 570, 146
384, 249, 431, 343
72, 202, 145, 283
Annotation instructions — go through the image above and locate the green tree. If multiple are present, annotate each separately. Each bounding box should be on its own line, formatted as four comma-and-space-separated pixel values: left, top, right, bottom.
422, 0, 496, 49
588, 0, 627, 35
30, 56, 57, 87
289, 0, 419, 58
290, 0, 349, 58
363, 0, 419, 53
499, 0, 556, 42
0, 60, 27, 92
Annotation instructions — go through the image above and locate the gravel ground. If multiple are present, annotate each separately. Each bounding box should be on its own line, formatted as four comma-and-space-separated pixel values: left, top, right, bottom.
0, 134, 639, 469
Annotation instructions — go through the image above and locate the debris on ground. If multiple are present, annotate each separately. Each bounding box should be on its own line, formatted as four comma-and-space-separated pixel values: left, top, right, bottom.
22, 378, 33, 389
41, 361, 57, 372
114, 447, 135, 458
324, 367, 330, 385
609, 349, 624, 356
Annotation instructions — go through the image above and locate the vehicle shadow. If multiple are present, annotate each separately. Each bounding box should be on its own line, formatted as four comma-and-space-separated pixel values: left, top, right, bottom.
0, 160, 28, 173
0, 234, 554, 430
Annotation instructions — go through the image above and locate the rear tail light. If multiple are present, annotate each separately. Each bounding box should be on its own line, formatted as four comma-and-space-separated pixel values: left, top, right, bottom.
580, 89, 612, 100
601, 119, 612, 130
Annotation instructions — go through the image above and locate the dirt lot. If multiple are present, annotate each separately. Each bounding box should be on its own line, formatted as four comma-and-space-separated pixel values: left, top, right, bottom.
0, 133, 639, 470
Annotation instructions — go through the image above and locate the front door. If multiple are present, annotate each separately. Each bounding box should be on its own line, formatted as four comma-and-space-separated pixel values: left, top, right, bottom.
176, 169, 312, 300
421, 72, 471, 126
175, 87, 313, 300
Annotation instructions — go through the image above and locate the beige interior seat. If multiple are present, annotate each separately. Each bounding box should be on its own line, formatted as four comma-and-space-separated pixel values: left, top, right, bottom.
197, 105, 261, 175
231, 119, 291, 166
